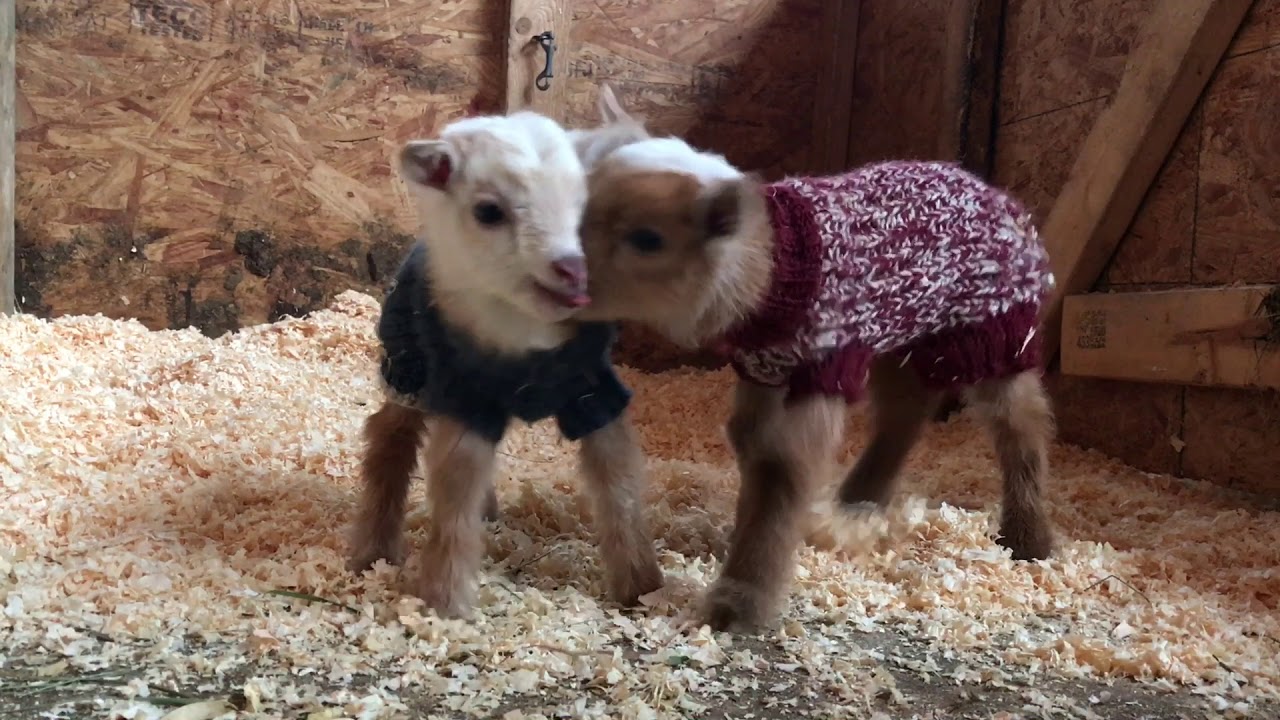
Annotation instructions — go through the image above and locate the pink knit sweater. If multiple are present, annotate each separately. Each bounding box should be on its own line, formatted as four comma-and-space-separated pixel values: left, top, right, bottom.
719, 161, 1053, 403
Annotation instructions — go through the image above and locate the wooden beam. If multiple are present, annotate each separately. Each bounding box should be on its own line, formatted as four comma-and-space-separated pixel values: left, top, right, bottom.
1061, 286, 1280, 390
931, 0, 1006, 423
954, 0, 1005, 178
937, 0, 978, 164
1038, 0, 1254, 362
809, 0, 861, 174
1, 0, 14, 314
505, 0, 571, 118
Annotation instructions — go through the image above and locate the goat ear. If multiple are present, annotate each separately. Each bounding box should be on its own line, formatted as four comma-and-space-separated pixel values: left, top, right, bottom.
398, 140, 457, 191
598, 83, 630, 125
697, 175, 759, 242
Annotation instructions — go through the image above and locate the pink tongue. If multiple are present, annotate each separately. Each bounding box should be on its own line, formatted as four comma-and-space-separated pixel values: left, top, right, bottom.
565, 293, 591, 308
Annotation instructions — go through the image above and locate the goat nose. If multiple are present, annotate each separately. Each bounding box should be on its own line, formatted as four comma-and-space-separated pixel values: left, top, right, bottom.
550, 255, 588, 290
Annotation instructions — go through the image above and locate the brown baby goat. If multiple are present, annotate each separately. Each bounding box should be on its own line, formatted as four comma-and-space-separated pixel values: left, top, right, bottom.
573, 96, 1058, 632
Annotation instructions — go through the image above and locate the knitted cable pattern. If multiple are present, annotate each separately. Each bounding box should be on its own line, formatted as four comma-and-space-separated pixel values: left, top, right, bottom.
721, 160, 1054, 403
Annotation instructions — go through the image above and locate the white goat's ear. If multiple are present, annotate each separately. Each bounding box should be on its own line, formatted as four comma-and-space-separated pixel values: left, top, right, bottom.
398, 140, 457, 191
598, 83, 630, 125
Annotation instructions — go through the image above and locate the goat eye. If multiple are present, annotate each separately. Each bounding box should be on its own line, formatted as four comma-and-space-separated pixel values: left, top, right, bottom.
624, 227, 663, 254
472, 202, 507, 226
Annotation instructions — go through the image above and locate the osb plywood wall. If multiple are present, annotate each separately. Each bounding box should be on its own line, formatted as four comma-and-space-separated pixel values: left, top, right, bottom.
15, 0, 504, 333
13, 0, 821, 335
564, 0, 823, 180
992, 0, 1280, 495
844, 0, 998, 173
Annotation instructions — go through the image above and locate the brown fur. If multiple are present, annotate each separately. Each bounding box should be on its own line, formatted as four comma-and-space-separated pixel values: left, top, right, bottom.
578, 169, 774, 348
708, 383, 845, 630
579, 416, 664, 604
350, 404, 663, 617
838, 357, 945, 508
574, 101, 1057, 631
348, 403, 501, 572
962, 371, 1056, 561
348, 401, 429, 571
413, 415, 498, 615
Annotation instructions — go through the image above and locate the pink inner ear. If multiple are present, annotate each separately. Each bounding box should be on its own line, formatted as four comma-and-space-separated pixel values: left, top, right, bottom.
425, 153, 452, 188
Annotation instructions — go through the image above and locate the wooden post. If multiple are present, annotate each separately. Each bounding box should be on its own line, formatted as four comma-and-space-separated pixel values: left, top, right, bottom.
1, 0, 15, 314
809, 0, 861, 174
1037, 0, 1254, 363
1061, 286, 1280, 390
505, 0, 571, 117
930, 0, 1006, 424
937, 0, 979, 164
950, 0, 1005, 178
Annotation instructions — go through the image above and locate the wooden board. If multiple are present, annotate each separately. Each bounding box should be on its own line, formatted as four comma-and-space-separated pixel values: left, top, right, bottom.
506, 0, 570, 116
1229, 0, 1280, 56
952, 0, 1005, 178
1048, 374, 1185, 476
1182, 385, 1280, 495
1, 0, 13, 314
808, 0, 861, 174
844, 0, 1005, 170
993, 2, 1280, 497
997, 0, 1154, 126
995, 1, 1277, 290
1037, 0, 1255, 363
844, 0, 950, 165
14, 0, 504, 333
1102, 106, 1200, 286
562, 0, 825, 180
1192, 44, 1280, 285
935, 0, 1005, 172
1061, 286, 1280, 390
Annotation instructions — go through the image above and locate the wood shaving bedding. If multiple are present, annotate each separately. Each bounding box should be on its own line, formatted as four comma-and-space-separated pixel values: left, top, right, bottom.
1, 290, 1278, 719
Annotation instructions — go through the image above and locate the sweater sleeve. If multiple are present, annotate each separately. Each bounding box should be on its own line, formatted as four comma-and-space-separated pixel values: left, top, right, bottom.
553, 324, 633, 441
377, 243, 434, 401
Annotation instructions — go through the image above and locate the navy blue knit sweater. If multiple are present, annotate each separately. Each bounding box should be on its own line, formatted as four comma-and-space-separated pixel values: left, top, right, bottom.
377, 242, 632, 444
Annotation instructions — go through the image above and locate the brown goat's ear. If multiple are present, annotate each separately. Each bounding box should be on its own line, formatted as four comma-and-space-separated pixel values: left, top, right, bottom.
698, 175, 759, 242
398, 140, 457, 191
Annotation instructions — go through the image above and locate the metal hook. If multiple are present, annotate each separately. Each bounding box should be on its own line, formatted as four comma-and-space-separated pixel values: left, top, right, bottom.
533, 31, 555, 91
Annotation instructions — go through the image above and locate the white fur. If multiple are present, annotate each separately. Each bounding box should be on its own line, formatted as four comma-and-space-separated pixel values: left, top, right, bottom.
569, 126, 642, 170
604, 137, 743, 184
567, 83, 651, 170
398, 111, 589, 353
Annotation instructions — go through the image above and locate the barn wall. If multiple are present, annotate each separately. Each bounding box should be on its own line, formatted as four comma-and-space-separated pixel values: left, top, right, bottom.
15, 0, 506, 333
992, 0, 1280, 495
13, 0, 822, 335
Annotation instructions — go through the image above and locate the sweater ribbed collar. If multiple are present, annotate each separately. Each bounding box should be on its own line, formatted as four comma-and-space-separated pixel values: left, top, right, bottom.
715, 181, 825, 354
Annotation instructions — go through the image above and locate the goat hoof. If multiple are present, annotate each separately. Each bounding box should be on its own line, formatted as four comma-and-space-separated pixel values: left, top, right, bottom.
702, 578, 772, 633
415, 554, 474, 619
347, 539, 403, 574
998, 520, 1054, 561
609, 559, 664, 607
482, 491, 500, 523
